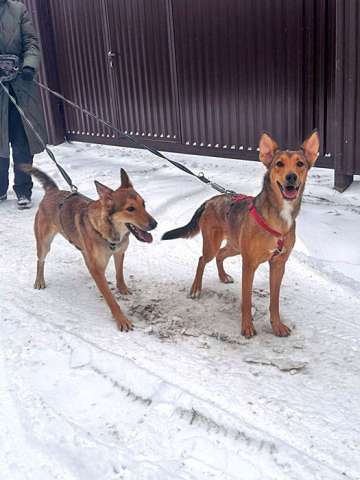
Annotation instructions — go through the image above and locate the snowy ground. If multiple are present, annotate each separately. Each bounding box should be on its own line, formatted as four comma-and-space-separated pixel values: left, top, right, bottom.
0, 142, 359, 480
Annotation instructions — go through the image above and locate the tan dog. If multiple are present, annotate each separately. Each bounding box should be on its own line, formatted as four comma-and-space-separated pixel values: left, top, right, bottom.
24, 166, 157, 331
162, 132, 319, 337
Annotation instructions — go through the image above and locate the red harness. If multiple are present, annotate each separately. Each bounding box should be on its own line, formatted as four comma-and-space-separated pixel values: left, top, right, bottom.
231, 194, 285, 256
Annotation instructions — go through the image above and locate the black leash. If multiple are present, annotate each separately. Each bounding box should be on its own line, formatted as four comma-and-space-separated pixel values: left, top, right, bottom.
35, 80, 237, 196
0, 67, 237, 196
0, 80, 78, 192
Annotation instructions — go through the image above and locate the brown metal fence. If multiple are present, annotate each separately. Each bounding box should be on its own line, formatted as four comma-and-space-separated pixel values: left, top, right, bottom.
333, 0, 360, 190
23, 0, 360, 190
172, 0, 335, 164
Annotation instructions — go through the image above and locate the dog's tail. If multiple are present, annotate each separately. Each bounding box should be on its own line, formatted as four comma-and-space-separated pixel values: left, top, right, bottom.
20, 165, 58, 191
162, 203, 206, 240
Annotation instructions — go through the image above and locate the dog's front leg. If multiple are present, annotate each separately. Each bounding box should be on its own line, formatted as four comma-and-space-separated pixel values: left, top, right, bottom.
85, 254, 133, 331
114, 251, 131, 295
241, 258, 257, 338
269, 259, 291, 337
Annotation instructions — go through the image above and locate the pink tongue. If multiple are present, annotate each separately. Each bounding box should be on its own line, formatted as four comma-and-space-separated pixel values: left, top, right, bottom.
284, 188, 298, 199
139, 231, 153, 243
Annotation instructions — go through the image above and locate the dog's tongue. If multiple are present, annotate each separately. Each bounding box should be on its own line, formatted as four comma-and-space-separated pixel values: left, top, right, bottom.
284, 187, 298, 199
138, 230, 153, 243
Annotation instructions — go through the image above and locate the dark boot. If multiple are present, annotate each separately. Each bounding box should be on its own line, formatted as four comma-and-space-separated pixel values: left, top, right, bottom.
0, 157, 10, 199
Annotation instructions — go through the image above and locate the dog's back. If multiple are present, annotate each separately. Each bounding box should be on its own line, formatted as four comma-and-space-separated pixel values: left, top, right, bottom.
23, 166, 94, 236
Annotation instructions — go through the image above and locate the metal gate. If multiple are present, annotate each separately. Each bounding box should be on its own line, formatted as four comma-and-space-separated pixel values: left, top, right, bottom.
172, 0, 334, 165
48, 0, 180, 145
26, 0, 351, 181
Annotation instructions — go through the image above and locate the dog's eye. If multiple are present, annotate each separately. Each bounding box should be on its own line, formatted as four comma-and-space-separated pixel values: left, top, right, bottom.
127, 206, 135, 212
276, 161, 284, 168
296, 160, 305, 167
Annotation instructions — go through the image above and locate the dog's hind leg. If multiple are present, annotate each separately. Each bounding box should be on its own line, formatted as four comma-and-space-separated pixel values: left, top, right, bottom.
216, 243, 238, 284
190, 228, 223, 299
241, 257, 258, 338
114, 251, 131, 295
34, 209, 58, 289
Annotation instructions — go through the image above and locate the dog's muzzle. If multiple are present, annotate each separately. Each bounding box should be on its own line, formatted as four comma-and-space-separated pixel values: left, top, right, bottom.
126, 218, 157, 243
277, 180, 301, 200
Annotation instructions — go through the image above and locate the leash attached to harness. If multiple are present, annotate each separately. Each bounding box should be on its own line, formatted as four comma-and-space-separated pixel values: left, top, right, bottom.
3, 68, 287, 257
232, 194, 285, 257
34, 80, 238, 196
1, 65, 236, 196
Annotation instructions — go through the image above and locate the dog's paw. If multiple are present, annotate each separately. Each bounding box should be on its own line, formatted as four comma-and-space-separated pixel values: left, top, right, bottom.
271, 321, 291, 337
220, 273, 234, 284
117, 285, 132, 295
34, 279, 46, 289
241, 322, 257, 338
189, 288, 202, 299
115, 315, 133, 332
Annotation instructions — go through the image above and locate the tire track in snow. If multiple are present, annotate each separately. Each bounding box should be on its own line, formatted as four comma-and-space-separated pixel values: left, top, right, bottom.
1, 300, 354, 480
1, 145, 360, 479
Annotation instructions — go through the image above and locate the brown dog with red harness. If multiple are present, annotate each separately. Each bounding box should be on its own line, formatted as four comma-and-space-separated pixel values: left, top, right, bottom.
162, 132, 319, 338
23, 166, 157, 331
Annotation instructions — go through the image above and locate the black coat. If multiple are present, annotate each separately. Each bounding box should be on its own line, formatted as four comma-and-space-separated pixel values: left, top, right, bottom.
0, 0, 47, 157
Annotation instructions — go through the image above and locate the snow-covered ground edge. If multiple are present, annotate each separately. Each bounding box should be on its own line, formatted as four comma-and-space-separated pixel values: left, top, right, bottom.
0, 142, 359, 480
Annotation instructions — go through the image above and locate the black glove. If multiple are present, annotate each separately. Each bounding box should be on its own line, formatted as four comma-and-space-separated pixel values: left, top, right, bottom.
21, 66, 35, 82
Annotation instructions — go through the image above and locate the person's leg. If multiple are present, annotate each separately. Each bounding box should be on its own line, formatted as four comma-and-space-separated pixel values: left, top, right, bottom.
0, 157, 10, 199
8, 98, 33, 200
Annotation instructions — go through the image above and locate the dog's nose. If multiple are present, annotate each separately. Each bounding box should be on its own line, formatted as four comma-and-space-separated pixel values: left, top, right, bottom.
286, 173, 297, 184
148, 218, 158, 231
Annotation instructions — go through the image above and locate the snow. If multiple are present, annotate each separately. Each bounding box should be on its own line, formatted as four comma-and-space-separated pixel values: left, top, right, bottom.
0, 142, 359, 480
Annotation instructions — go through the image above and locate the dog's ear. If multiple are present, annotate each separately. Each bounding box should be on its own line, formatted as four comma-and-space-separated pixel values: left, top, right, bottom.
301, 130, 320, 168
94, 180, 113, 200
120, 168, 133, 188
259, 133, 278, 167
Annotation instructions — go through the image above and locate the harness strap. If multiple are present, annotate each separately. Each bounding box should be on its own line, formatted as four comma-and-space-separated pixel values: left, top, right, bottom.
58, 191, 79, 209
231, 194, 285, 256
57, 192, 81, 249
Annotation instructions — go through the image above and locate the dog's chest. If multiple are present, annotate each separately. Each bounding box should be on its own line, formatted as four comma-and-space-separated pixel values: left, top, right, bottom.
117, 224, 129, 239
280, 201, 294, 229
111, 231, 130, 253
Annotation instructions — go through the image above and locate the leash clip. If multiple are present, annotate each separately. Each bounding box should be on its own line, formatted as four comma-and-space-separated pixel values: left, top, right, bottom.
271, 242, 286, 258
273, 246, 286, 255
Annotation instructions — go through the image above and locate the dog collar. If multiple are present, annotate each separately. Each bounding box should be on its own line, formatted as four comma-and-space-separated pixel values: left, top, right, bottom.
104, 231, 130, 251
231, 194, 285, 256
95, 232, 127, 251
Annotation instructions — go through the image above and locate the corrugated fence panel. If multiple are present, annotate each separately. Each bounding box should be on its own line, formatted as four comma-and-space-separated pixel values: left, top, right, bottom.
105, 0, 180, 142
172, 0, 306, 153
49, 0, 115, 139
302, 0, 335, 167
325, 0, 336, 164
335, 0, 360, 175
24, 0, 338, 170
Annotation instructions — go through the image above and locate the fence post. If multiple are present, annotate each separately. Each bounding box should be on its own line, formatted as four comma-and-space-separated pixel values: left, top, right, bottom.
333, 0, 355, 192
